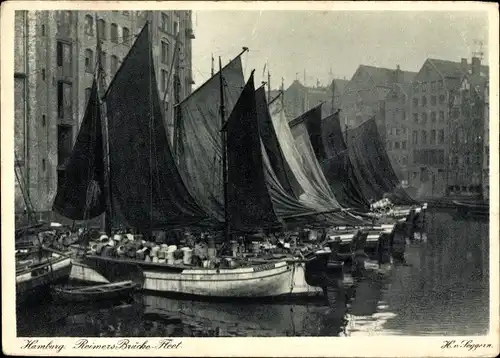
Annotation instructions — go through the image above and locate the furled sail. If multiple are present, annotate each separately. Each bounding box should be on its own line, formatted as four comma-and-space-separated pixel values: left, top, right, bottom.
268, 99, 341, 212
346, 118, 417, 205
176, 56, 245, 222
52, 80, 106, 220
226, 72, 281, 231
321, 112, 369, 211
104, 24, 208, 230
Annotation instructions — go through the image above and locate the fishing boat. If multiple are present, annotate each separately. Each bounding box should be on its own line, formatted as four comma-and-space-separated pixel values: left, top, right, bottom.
452, 199, 489, 217
16, 245, 72, 304
52, 280, 140, 303
53, 22, 337, 299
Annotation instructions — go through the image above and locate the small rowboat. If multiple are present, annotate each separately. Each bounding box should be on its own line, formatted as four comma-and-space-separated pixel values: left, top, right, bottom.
52, 280, 140, 303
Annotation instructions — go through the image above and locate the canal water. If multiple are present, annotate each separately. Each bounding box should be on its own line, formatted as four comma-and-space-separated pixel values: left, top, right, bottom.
16, 210, 489, 337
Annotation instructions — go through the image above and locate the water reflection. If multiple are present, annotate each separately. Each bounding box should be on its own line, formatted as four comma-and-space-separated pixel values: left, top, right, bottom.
17, 210, 489, 337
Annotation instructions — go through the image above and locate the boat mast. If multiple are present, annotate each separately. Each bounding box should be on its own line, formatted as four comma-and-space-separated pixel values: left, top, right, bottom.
331, 79, 335, 115
172, 34, 182, 162
147, 14, 154, 236
96, 12, 113, 236
267, 68, 271, 103
211, 54, 215, 76
219, 56, 229, 242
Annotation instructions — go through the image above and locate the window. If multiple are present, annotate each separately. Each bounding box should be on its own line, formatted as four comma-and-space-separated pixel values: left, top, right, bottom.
173, 20, 179, 34
402, 141, 407, 149
85, 49, 94, 72
97, 19, 106, 39
85, 14, 94, 35
57, 41, 72, 76
431, 96, 437, 106
57, 42, 64, 66
413, 113, 418, 123
439, 94, 445, 104
387, 141, 392, 150
85, 87, 92, 105
396, 128, 400, 135
122, 27, 130, 45
394, 142, 400, 149
57, 125, 73, 167
412, 98, 418, 107
161, 12, 169, 32
431, 81, 436, 91
431, 112, 436, 123
100, 51, 107, 71
421, 130, 427, 144
161, 69, 168, 91
111, 55, 119, 76
421, 112, 427, 124
439, 111, 445, 122
41, 68, 46, 81
161, 41, 169, 64
41, 24, 46, 36
42, 115, 46, 127
421, 96, 427, 107
438, 80, 444, 89
422, 82, 427, 92
110, 23, 118, 43
430, 130, 436, 144
412, 130, 418, 145
57, 81, 72, 120
42, 159, 46, 172
413, 83, 419, 93
402, 110, 406, 121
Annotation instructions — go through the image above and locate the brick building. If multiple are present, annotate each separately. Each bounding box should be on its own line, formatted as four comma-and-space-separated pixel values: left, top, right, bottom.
407, 57, 488, 198
340, 65, 416, 130
14, 10, 195, 217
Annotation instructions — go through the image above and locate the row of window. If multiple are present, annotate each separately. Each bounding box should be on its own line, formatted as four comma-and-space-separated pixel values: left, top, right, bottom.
390, 154, 409, 166
450, 155, 482, 166
411, 94, 446, 108
84, 15, 130, 45
413, 80, 445, 93
387, 141, 407, 150
412, 111, 446, 124
413, 149, 445, 165
412, 129, 445, 145
387, 127, 407, 136
84, 48, 120, 75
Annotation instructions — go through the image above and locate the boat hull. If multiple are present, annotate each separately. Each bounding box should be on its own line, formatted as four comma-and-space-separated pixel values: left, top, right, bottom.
52, 281, 139, 303
16, 256, 72, 304
70, 256, 323, 299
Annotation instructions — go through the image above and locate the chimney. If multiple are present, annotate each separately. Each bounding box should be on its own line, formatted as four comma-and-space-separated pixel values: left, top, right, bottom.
471, 56, 481, 76
461, 58, 468, 73
394, 64, 403, 84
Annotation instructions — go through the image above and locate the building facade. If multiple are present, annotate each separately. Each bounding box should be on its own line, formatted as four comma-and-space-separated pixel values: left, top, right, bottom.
340, 65, 416, 130
282, 79, 348, 120
407, 57, 488, 198
382, 82, 411, 182
448, 64, 487, 198
483, 82, 489, 200
14, 10, 194, 217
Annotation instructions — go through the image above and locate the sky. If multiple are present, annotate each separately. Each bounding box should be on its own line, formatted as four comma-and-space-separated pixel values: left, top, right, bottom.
190, 10, 489, 90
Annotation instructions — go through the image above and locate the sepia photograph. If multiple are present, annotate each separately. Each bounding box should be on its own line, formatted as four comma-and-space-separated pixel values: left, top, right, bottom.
1, 1, 498, 356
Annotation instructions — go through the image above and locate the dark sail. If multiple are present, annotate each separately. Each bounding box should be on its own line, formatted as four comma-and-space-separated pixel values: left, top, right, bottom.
226, 72, 280, 231
320, 112, 369, 211
289, 104, 327, 162
255, 87, 301, 199
346, 118, 417, 205
52, 80, 106, 220
176, 56, 245, 222
104, 24, 208, 230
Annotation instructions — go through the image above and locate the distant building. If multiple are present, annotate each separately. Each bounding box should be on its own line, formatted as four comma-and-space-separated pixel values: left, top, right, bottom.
483, 82, 489, 200
282, 79, 348, 120
448, 61, 487, 198
408, 57, 489, 198
382, 80, 411, 181
340, 65, 416, 130
14, 10, 194, 218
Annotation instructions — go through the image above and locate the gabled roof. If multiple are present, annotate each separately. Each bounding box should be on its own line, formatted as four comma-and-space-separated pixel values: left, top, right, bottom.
426, 58, 489, 79
359, 65, 417, 89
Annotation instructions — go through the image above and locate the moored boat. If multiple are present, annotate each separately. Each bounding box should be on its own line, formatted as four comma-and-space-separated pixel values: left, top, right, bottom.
52, 280, 141, 303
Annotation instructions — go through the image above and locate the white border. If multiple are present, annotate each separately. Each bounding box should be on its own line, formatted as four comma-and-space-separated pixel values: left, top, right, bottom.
1, 1, 499, 357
